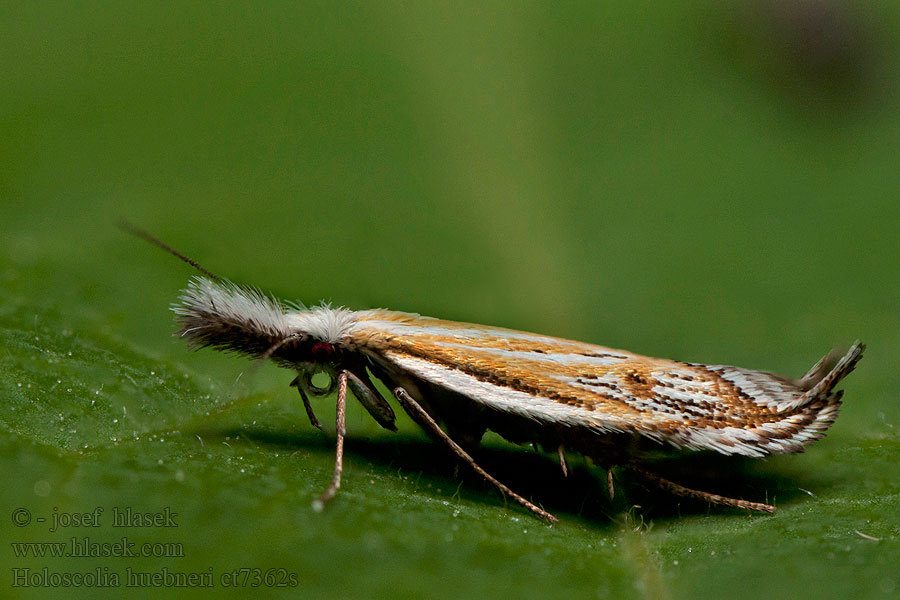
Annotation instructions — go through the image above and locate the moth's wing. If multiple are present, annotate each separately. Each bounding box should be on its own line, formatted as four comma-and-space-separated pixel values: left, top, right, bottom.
348, 311, 862, 458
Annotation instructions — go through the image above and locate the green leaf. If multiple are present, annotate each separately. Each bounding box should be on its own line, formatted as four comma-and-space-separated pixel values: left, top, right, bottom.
2, 2, 899, 599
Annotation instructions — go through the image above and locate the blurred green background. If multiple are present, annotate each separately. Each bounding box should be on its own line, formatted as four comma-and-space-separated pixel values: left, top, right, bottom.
2, 2, 898, 599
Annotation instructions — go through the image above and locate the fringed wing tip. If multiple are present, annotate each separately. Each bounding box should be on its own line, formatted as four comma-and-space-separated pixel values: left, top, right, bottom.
801, 341, 864, 403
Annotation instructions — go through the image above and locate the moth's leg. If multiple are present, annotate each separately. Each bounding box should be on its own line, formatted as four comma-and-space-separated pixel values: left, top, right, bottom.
607, 468, 615, 500
588, 455, 618, 500
393, 386, 559, 524
346, 368, 396, 431
629, 465, 775, 513
557, 444, 568, 478
366, 362, 443, 424
388, 385, 476, 480
312, 370, 348, 511
290, 377, 323, 431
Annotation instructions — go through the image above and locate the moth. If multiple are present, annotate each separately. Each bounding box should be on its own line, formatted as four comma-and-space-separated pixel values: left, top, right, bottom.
124, 222, 864, 522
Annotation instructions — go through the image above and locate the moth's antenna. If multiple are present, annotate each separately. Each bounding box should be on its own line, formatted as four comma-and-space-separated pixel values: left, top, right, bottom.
118, 219, 221, 281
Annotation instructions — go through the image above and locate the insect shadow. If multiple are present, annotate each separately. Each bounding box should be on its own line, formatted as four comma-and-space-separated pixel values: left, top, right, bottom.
195, 424, 820, 524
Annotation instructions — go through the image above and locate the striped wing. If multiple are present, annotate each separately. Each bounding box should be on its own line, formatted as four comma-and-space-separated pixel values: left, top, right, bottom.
348, 310, 860, 458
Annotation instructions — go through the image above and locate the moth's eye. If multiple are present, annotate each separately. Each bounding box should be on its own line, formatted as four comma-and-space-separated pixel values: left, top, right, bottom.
310, 341, 336, 361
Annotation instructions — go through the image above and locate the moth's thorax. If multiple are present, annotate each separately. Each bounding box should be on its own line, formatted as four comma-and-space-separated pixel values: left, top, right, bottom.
283, 306, 360, 345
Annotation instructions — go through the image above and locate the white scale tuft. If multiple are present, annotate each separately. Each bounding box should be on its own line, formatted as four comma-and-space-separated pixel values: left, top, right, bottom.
177, 277, 359, 343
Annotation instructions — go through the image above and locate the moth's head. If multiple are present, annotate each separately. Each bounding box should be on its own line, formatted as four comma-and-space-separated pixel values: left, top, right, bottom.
123, 222, 398, 436
120, 222, 357, 369
173, 277, 356, 367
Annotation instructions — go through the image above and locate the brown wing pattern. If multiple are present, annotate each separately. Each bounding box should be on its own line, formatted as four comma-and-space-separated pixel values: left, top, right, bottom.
349, 310, 863, 457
